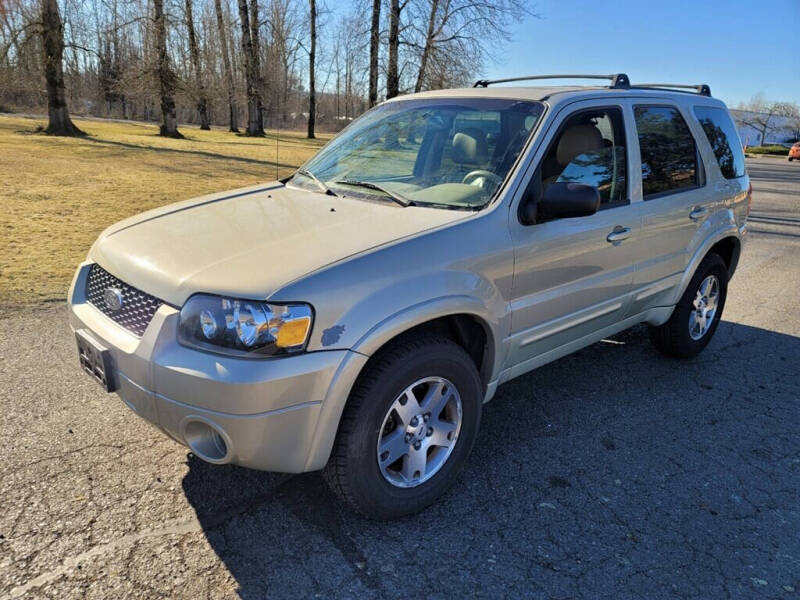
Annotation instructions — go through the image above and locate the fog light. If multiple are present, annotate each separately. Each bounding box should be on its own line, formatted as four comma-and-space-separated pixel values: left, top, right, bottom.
183, 419, 230, 463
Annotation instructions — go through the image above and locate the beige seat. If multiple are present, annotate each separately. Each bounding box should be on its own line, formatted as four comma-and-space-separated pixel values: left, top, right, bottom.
543, 124, 604, 186
452, 128, 488, 167
557, 124, 603, 166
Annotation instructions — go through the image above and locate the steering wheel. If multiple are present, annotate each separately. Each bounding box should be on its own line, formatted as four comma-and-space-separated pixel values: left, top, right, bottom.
462, 170, 503, 190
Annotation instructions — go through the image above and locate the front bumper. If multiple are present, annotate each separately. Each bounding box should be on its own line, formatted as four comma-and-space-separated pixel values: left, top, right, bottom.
68, 262, 368, 472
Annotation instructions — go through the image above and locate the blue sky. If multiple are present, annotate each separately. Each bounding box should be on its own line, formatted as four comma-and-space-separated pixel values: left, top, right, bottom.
482, 0, 800, 106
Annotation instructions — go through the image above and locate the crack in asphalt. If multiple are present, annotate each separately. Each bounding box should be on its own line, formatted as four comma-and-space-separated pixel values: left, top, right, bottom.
5, 517, 204, 599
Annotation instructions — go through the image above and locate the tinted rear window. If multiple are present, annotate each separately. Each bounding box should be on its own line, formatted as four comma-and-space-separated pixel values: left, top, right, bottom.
693, 106, 746, 179
634, 106, 698, 198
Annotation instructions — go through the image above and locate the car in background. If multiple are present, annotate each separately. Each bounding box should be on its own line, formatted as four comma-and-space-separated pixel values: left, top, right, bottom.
788, 142, 800, 161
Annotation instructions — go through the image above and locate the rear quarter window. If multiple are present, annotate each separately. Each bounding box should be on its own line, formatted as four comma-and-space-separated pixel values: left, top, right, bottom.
693, 106, 746, 179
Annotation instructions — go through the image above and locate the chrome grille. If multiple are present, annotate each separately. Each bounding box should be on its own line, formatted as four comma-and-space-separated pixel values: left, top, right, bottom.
85, 264, 164, 336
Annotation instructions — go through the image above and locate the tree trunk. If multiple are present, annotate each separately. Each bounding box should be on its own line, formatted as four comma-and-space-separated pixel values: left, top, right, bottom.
237, 0, 263, 135
40, 0, 84, 136
386, 0, 400, 99
153, 0, 182, 138
415, 0, 439, 93
368, 0, 380, 107
185, 0, 210, 129
307, 0, 316, 139
214, 0, 238, 132
249, 0, 262, 81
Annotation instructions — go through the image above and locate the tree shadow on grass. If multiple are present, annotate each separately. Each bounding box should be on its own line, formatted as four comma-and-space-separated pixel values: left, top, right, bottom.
81, 136, 301, 170
182, 321, 800, 599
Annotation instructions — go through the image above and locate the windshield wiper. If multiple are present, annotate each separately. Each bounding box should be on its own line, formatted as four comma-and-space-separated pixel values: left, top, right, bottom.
333, 179, 413, 207
296, 168, 337, 196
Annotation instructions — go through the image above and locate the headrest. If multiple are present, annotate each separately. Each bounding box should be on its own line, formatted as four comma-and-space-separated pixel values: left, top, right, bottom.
556, 124, 603, 166
452, 128, 488, 165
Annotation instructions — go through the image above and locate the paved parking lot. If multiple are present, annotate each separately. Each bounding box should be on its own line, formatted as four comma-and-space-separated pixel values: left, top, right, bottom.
1, 159, 798, 599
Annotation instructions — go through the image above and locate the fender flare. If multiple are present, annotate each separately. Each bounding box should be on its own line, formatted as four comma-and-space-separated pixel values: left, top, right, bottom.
669, 224, 742, 306
351, 294, 504, 375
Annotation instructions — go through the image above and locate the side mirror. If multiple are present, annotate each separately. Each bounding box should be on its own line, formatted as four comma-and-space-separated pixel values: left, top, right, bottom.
537, 182, 600, 221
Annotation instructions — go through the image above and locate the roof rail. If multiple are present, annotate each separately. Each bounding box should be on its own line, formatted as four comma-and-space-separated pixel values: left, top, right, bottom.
633, 83, 712, 97
472, 73, 631, 89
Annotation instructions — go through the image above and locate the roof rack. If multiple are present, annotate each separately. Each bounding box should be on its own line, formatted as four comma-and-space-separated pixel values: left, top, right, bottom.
471, 74, 713, 97
472, 73, 631, 89
632, 83, 712, 97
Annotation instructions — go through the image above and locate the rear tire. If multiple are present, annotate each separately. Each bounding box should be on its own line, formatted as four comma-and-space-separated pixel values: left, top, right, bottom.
648, 253, 728, 358
323, 334, 482, 519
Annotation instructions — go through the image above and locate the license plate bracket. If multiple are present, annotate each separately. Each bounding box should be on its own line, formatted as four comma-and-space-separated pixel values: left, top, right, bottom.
76, 330, 118, 393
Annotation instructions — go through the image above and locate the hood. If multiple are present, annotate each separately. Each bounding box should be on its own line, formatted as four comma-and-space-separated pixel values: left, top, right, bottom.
90, 182, 468, 306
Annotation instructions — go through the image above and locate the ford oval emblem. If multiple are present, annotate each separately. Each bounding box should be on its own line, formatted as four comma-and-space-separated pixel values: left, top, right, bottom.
103, 287, 124, 312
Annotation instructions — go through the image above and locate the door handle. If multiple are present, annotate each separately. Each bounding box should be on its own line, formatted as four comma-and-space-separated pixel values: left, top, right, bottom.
689, 206, 708, 221
606, 226, 631, 244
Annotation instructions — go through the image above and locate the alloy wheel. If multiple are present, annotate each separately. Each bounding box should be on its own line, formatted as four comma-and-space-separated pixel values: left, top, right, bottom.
376, 376, 463, 488
689, 274, 720, 340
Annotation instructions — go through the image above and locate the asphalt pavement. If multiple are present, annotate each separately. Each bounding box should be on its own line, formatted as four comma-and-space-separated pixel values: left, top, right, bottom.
1, 158, 798, 599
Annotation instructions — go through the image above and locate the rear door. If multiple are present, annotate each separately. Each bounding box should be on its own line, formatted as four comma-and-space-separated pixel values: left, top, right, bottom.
506, 99, 643, 374
628, 97, 714, 315
625, 101, 716, 315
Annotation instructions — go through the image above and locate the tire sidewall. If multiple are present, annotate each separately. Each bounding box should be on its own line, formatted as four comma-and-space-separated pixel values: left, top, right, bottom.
344, 341, 482, 518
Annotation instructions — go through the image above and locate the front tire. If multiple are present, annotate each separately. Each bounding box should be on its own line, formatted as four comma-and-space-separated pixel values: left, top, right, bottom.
649, 253, 728, 358
324, 334, 483, 519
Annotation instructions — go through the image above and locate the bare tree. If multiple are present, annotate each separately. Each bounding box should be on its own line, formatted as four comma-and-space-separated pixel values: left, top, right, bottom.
238, 0, 264, 135
261, 0, 302, 126
307, 0, 316, 138
368, 0, 380, 107
414, 0, 438, 93
185, 0, 210, 129
412, 0, 532, 93
0, 0, 537, 133
153, 0, 182, 137
736, 95, 799, 146
40, 0, 83, 135
386, 0, 405, 99
248, 0, 262, 92
214, 0, 238, 132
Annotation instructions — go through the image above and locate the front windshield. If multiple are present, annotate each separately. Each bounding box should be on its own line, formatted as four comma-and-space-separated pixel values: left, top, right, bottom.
292, 97, 545, 209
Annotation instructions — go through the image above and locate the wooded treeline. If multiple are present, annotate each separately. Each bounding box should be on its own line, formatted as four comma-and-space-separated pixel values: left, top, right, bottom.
0, 0, 532, 137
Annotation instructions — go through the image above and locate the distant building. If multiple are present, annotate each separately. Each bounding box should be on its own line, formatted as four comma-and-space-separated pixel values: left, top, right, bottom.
730, 109, 799, 146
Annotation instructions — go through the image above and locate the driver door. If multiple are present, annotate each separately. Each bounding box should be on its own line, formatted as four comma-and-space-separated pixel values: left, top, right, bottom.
506, 100, 642, 375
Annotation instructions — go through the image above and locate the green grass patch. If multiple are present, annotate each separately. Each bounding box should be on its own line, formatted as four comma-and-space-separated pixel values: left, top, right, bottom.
745, 144, 790, 156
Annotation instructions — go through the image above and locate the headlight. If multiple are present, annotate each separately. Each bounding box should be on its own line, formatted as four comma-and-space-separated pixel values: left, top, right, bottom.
178, 294, 313, 357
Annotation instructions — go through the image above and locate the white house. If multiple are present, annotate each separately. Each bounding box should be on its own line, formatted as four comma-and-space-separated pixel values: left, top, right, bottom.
730, 110, 799, 146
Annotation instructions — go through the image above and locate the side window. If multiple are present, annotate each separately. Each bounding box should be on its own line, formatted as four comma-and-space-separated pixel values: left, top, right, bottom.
634, 105, 698, 198
693, 106, 746, 179
541, 107, 627, 207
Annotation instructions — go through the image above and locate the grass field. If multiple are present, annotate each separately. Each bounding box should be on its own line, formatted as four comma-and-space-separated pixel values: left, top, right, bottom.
0, 115, 330, 305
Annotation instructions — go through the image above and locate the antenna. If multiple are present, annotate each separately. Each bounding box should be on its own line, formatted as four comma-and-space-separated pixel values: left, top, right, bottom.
275, 117, 280, 181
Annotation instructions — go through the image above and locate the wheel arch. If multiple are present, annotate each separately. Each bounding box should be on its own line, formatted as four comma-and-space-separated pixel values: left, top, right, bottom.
357, 312, 495, 392
708, 235, 741, 280
670, 229, 742, 307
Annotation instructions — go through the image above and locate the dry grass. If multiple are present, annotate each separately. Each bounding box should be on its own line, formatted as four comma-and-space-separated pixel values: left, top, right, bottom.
0, 115, 330, 304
